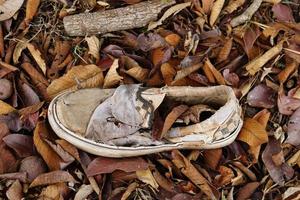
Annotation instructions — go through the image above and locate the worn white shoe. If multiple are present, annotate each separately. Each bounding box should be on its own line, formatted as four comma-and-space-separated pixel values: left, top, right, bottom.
48, 85, 243, 157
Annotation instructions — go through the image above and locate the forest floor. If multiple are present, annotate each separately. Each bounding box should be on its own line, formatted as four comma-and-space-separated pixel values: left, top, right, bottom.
0, 0, 299, 199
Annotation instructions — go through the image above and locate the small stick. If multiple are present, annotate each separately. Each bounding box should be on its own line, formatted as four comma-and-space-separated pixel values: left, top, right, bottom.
230, 0, 262, 27
63, 0, 175, 36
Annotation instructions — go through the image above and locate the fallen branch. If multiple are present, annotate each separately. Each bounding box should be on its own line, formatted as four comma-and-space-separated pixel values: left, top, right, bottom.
230, 0, 262, 27
63, 0, 175, 36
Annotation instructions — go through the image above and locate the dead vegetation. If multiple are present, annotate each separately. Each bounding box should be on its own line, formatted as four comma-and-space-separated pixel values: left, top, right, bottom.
0, 0, 299, 199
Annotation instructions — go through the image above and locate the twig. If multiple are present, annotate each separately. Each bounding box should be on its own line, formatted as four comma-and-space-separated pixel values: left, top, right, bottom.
230, 0, 263, 27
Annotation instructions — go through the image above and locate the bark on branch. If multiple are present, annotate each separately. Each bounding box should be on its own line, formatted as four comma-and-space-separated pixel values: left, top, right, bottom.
63, 0, 175, 36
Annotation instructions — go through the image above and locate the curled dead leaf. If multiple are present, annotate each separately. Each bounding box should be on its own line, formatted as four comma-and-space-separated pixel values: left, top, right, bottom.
223, 0, 245, 14
6, 180, 23, 200
161, 62, 176, 85
0, 99, 16, 115
85, 35, 100, 60
160, 105, 189, 139
165, 33, 181, 47
262, 137, 294, 186
25, 0, 40, 24
173, 63, 202, 83
204, 58, 225, 85
286, 107, 300, 146
245, 41, 283, 75
136, 168, 159, 189
47, 64, 104, 99
247, 84, 275, 108
217, 38, 233, 63
203, 148, 222, 170
237, 118, 268, 147
209, 0, 225, 26
278, 87, 300, 115
171, 150, 218, 200
2, 134, 34, 157
137, 33, 166, 52
0, 0, 24, 21
33, 120, 72, 170
148, 2, 190, 31
27, 43, 47, 75
29, 170, 76, 188
39, 183, 70, 200
277, 61, 298, 84
87, 157, 149, 176
103, 59, 123, 88
19, 156, 47, 182
236, 182, 260, 200
74, 184, 93, 200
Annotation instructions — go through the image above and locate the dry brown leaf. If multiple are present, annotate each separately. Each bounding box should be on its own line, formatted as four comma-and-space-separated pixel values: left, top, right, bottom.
204, 58, 225, 85
263, 0, 281, 3
25, 0, 40, 24
13, 40, 27, 64
47, 64, 104, 98
121, 56, 149, 82
19, 102, 44, 117
121, 182, 138, 200
287, 150, 300, 167
238, 118, 268, 147
6, 180, 23, 200
0, 100, 16, 115
0, 0, 24, 21
165, 33, 181, 47
209, 0, 225, 26
160, 105, 189, 139
278, 60, 298, 84
161, 62, 176, 85
232, 161, 257, 181
27, 43, 47, 75
40, 183, 70, 200
253, 109, 270, 128
20, 62, 49, 86
223, 0, 245, 14
33, 120, 70, 170
236, 182, 260, 200
172, 150, 218, 200
203, 148, 222, 170
136, 168, 159, 189
74, 184, 93, 200
203, 61, 216, 84
85, 35, 100, 60
214, 166, 235, 187
55, 139, 80, 161
29, 170, 76, 188
245, 41, 283, 75
217, 38, 233, 63
202, 0, 214, 14
146, 70, 163, 87
19, 156, 47, 182
103, 59, 123, 88
172, 63, 202, 83
152, 169, 174, 192
125, 67, 149, 82
148, 2, 190, 31
152, 47, 167, 67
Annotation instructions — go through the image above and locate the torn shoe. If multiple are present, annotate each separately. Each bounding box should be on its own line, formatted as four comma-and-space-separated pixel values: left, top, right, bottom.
48, 85, 243, 157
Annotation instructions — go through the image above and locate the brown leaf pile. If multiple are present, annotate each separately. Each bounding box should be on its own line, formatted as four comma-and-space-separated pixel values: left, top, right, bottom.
0, 0, 299, 199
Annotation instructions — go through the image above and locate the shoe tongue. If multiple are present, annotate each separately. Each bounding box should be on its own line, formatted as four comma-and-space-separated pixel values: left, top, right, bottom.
111, 85, 165, 128
110, 84, 143, 127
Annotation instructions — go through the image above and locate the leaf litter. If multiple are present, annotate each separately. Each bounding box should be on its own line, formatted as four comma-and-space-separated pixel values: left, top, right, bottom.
0, 0, 299, 199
